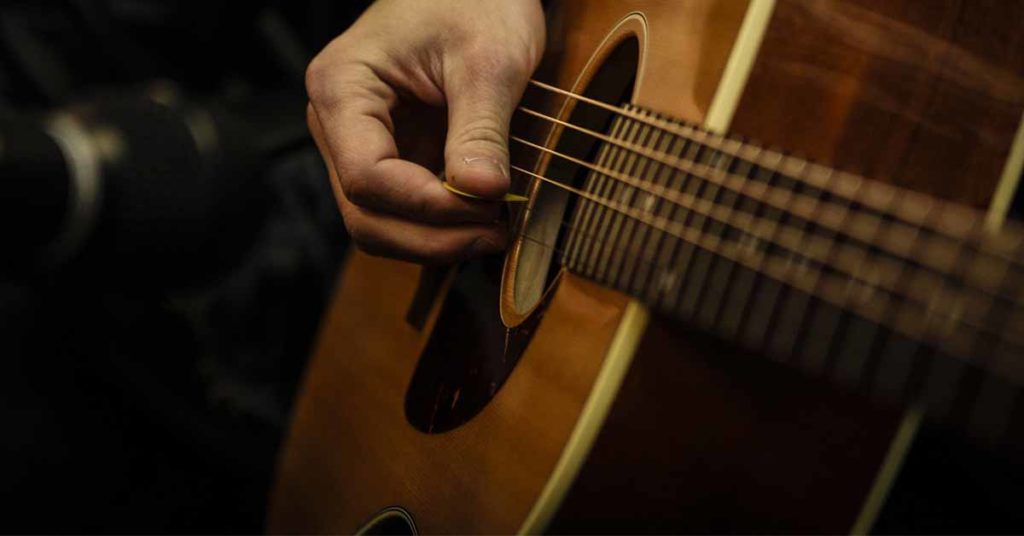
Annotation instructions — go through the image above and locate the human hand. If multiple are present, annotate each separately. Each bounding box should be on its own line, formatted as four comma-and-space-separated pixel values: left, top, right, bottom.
305, 0, 545, 263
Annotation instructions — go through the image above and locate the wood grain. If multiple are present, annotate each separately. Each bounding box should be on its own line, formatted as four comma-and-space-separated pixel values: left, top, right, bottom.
731, 0, 1024, 207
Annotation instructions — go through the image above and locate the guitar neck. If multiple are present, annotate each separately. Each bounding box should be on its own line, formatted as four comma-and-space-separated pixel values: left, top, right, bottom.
559, 105, 1024, 444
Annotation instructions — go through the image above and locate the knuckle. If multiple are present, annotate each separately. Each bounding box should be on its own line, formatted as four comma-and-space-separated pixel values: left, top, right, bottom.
305, 47, 362, 106
304, 55, 331, 102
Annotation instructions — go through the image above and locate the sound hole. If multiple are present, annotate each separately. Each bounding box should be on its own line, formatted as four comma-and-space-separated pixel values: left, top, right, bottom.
404, 36, 639, 435
510, 36, 639, 315
405, 255, 550, 433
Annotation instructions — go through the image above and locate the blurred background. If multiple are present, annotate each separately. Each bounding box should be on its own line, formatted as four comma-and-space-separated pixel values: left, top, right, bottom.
0, 0, 372, 531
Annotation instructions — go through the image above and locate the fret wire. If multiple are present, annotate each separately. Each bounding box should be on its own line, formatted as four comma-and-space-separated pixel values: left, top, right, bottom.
831, 177, 901, 386
583, 116, 638, 277
702, 140, 746, 329
860, 188, 933, 393
681, 130, 726, 319
738, 150, 786, 345
763, 157, 817, 362
775, 165, 819, 362
958, 247, 1005, 371
684, 130, 733, 325
588, 116, 640, 277
516, 105, 1022, 278
649, 134, 698, 307
625, 110, 677, 296
611, 114, 658, 284
508, 164, 1024, 368
802, 172, 860, 373
865, 209, 928, 399
717, 150, 771, 339
802, 166, 860, 375
573, 115, 627, 273
969, 252, 1024, 352
593, 112, 647, 282
617, 110, 666, 288
664, 130, 714, 313
927, 219, 989, 361
526, 79, 1024, 264
617, 109, 669, 294
664, 140, 708, 315
562, 128, 610, 271
568, 120, 610, 274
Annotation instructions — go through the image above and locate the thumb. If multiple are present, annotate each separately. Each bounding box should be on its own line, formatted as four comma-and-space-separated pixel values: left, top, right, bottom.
444, 68, 521, 199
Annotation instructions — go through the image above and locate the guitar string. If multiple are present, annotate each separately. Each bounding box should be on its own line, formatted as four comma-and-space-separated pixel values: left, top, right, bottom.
524, 80, 925, 233
504, 91, 1024, 359
523, 79, 1024, 267
490, 81, 1024, 416
505, 113, 1020, 346
502, 161, 1022, 362
507, 130, 1018, 327
513, 103, 1023, 285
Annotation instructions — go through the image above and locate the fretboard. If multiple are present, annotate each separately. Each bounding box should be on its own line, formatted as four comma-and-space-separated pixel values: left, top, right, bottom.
560, 104, 1024, 447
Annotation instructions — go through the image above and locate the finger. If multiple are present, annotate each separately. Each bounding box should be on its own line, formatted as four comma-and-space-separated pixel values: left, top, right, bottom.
306, 62, 499, 224
311, 104, 506, 263
336, 183, 507, 264
443, 53, 529, 199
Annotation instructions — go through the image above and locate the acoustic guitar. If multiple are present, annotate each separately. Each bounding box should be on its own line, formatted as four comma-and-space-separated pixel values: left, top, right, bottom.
270, 0, 1024, 532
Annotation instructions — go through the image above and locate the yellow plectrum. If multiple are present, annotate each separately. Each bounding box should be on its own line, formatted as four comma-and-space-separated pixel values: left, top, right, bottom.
443, 181, 528, 202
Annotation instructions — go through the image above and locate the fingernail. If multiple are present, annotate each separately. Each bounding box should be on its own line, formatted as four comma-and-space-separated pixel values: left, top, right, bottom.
462, 156, 509, 179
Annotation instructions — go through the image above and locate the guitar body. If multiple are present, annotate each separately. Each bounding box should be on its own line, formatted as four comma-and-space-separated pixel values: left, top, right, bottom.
270, 1, 1024, 533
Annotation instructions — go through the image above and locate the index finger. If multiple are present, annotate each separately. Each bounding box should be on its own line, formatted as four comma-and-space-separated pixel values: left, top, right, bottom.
308, 62, 500, 224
